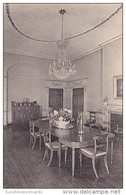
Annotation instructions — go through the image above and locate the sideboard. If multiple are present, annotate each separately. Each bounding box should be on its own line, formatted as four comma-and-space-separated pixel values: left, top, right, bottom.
11, 101, 40, 128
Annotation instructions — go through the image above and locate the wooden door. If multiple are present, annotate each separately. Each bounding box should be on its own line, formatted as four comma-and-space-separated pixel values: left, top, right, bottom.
73, 88, 84, 120
49, 88, 63, 110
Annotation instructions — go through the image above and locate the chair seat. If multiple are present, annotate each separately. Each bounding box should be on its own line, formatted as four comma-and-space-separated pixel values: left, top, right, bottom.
80, 147, 106, 157
45, 141, 66, 149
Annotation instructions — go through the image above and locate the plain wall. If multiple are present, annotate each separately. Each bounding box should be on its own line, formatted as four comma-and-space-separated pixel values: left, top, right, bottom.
102, 38, 122, 107
72, 49, 102, 112
71, 38, 122, 111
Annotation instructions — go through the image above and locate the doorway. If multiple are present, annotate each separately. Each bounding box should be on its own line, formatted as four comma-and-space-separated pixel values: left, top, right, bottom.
72, 88, 84, 120
49, 88, 63, 110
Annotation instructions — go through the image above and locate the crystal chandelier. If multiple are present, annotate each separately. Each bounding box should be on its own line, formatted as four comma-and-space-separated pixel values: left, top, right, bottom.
49, 9, 76, 80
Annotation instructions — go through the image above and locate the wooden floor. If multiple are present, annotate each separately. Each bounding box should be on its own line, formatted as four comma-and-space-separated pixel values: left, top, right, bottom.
3, 125, 123, 189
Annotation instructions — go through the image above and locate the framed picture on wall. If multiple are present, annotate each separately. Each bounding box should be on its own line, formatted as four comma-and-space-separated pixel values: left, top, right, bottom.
113, 75, 123, 99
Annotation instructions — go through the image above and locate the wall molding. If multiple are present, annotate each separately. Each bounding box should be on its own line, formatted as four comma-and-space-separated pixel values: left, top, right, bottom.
45, 80, 66, 88
66, 78, 88, 88
45, 78, 88, 88
4, 35, 122, 62
71, 34, 122, 61
7, 74, 43, 79
99, 34, 122, 47
71, 47, 101, 61
4, 49, 55, 60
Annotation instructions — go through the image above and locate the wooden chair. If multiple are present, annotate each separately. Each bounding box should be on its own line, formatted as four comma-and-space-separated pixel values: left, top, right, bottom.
91, 123, 102, 130
29, 120, 43, 150
43, 129, 68, 167
80, 133, 109, 179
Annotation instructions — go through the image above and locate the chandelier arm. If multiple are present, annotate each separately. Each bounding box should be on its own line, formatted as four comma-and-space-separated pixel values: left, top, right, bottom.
6, 4, 122, 42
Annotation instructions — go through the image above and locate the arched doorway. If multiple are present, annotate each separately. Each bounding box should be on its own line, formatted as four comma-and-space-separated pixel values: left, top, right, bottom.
6, 63, 43, 124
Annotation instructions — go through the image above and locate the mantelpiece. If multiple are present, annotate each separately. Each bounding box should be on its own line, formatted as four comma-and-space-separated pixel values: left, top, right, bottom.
101, 103, 122, 132
108, 109, 122, 133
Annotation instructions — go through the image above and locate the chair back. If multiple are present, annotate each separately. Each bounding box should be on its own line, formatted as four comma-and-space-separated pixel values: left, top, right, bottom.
93, 133, 108, 155
29, 120, 35, 134
43, 129, 52, 147
40, 119, 50, 129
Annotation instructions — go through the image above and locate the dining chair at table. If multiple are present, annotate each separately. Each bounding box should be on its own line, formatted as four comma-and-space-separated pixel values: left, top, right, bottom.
80, 133, 109, 179
29, 120, 44, 150
42, 129, 68, 167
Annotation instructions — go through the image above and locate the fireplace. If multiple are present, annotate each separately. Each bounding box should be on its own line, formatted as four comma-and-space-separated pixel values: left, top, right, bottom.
110, 112, 123, 133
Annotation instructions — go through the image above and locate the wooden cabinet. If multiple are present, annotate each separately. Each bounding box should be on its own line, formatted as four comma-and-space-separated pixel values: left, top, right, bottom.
11, 101, 40, 128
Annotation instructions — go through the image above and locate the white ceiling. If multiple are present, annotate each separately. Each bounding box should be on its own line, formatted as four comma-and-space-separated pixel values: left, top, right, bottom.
4, 3, 122, 60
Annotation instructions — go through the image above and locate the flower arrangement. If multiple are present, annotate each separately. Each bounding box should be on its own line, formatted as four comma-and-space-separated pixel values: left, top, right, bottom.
49, 108, 72, 128
53, 108, 72, 122
54, 108, 72, 128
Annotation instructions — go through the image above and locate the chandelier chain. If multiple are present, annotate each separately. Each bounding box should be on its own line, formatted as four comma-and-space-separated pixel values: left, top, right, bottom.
62, 14, 64, 40
6, 3, 122, 43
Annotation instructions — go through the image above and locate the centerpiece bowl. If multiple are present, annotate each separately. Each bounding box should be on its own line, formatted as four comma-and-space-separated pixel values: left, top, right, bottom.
54, 120, 70, 129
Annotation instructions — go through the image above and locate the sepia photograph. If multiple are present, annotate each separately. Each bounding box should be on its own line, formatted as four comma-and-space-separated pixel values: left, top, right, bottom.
2, 0, 123, 192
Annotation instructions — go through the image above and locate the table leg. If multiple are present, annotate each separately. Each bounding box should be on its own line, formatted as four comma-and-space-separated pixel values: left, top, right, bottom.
111, 140, 114, 164
72, 147, 75, 177
39, 134, 41, 150
59, 142, 61, 167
